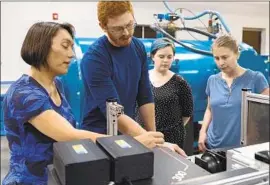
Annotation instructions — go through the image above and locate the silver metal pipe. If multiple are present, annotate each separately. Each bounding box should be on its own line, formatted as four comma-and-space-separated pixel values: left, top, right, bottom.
240, 88, 251, 146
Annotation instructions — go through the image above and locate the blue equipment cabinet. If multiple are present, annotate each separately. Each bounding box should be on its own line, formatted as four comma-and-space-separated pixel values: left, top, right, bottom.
57, 37, 268, 154
1, 39, 268, 137
60, 59, 84, 127
59, 37, 269, 129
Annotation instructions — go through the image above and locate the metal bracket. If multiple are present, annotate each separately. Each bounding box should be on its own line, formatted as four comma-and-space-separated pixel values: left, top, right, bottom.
106, 99, 124, 136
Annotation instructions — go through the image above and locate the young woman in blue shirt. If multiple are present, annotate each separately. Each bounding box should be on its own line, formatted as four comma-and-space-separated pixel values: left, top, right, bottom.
198, 35, 269, 151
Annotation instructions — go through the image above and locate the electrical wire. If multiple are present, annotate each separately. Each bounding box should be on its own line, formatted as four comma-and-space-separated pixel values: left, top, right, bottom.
177, 27, 216, 39
174, 7, 210, 41
150, 24, 213, 56
152, 9, 214, 52
175, 8, 208, 29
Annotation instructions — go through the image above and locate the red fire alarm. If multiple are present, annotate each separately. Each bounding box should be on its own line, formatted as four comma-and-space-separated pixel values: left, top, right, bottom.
52, 13, 58, 20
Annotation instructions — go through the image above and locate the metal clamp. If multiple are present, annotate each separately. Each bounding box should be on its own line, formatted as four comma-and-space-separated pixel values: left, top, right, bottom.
106, 99, 124, 136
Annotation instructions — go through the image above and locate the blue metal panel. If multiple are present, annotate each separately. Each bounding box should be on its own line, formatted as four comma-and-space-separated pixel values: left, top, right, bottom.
11, 37, 264, 129
60, 37, 269, 126
59, 59, 84, 127
1, 39, 268, 133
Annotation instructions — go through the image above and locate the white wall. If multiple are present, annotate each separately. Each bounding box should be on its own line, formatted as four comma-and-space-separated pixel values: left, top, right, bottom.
1, 2, 269, 81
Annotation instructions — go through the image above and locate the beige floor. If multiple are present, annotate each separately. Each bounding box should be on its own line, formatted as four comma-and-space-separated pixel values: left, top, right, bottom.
1, 136, 10, 184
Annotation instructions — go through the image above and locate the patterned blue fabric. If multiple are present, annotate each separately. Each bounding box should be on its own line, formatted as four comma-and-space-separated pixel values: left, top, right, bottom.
2, 74, 76, 185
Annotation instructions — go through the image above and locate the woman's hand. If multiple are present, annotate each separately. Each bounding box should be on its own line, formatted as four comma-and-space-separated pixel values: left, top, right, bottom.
134, 131, 164, 149
198, 131, 208, 152
158, 142, 187, 157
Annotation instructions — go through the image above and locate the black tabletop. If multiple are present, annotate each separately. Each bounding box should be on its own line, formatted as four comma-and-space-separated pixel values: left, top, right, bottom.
48, 147, 210, 185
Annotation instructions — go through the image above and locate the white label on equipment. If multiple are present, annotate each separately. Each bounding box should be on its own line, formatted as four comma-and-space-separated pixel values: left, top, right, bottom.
72, 144, 88, 154
115, 140, 132, 148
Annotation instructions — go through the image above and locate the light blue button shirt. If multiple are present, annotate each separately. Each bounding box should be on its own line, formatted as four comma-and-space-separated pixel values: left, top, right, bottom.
206, 69, 269, 149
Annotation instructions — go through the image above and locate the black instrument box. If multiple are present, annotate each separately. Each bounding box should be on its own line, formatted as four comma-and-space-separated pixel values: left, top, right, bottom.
96, 135, 154, 183
53, 139, 110, 185
48, 147, 210, 185
255, 150, 270, 164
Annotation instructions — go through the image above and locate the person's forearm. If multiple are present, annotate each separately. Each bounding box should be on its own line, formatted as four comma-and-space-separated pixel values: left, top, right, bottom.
200, 108, 212, 133
30, 110, 107, 142
138, 103, 156, 131
261, 88, 269, 95
117, 114, 147, 137
48, 126, 107, 142
182, 117, 191, 126
73, 129, 107, 142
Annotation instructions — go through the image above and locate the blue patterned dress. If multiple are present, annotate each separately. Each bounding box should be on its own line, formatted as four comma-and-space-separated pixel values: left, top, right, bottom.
2, 74, 76, 185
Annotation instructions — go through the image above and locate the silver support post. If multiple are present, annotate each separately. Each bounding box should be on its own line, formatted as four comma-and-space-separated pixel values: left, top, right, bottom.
106, 99, 124, 136
240, 88, 251, 146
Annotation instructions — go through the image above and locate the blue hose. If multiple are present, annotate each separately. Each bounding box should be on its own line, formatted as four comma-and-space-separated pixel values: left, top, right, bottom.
163, 1, 185, 25
183, 10, 231, 33
162, 1, 231, 34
